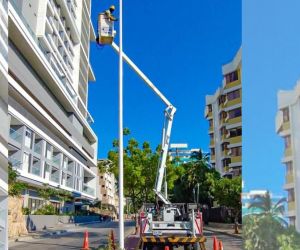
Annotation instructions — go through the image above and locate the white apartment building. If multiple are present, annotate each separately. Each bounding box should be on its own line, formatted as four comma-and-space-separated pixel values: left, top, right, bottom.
205, 48, 242, 177
7, 0, 99, 214
276, 81, 300, 232
0, 0, 8, 248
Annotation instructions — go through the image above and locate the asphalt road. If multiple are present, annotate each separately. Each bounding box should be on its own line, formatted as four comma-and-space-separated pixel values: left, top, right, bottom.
9, 221, 136, 250
9, 222, 242, 250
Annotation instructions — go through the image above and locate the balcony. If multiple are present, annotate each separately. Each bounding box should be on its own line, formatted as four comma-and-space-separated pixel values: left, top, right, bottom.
82, 184, 95, 196
224, 78, 241, 91
228, 136, 242, 145
210, 154, 216, 162
50, 168, 60, 183
52, 153, 62, 167
66, 176, 73, 188
284, 147, 292, 158
286, 173, 294, 184
9, 127, 23, 144
230, 156, 242, 164
30, 158, 42, 176
288, 201, 295, 212
222, 149, 229, 157
227, 116, 242, 125
208, 125, 214, 134
205, 106, 213, 119
225, 97, 241, 108
209, 139, 215, 147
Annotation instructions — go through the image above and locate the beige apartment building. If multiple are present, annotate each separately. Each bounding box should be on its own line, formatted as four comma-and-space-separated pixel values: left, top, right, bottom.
276, 82, 300, 232
205, 48, 242, 177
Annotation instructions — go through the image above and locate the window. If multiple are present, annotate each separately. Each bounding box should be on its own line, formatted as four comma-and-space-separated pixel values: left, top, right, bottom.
23, 152, 30, 171
221, 143, 229, 151
229, 127, 242, 137
286, 162, 293, 174
218, 95, 226, 106
44, 163, 50, 179
231, 147, 242, 156
24, 129, 32, 148
284, 136, 291, 149
283, 108, 289, 122
220, 127, 227, 136
210, 134, 214, 140
211, 148, 215, 155
227, 90, 240, 101
225, 70, 238, 84
222, 158, 231, 167
228, 108, 242, 119
288, 189, 295, 202
208, 105, 212, 112
219, 111, 227, 121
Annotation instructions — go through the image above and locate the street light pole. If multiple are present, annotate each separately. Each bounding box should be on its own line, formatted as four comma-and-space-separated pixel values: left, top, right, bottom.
118, 0, 124, 249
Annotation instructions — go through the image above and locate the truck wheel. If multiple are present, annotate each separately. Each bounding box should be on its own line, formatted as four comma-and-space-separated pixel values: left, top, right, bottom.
192, 243, 199, 250
143, 243, 153, 250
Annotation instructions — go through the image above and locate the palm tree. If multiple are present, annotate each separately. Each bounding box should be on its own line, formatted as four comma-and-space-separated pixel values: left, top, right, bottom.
248, 191, 287, 226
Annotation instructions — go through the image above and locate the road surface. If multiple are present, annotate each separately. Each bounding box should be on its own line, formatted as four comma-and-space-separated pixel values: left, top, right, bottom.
9, 222, 242, 250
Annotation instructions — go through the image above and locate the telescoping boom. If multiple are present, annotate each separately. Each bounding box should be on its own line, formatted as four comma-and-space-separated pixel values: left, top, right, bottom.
111, 42, 176, 205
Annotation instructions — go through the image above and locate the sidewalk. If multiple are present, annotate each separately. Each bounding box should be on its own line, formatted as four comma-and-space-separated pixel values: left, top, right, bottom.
9, 220, 105, 244
205, 223, 242, 239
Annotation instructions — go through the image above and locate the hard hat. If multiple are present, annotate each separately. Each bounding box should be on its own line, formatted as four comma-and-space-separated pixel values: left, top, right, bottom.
109, 5, 115, 11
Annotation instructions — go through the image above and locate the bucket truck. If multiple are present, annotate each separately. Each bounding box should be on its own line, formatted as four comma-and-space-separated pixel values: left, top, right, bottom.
97, 13, 206, 250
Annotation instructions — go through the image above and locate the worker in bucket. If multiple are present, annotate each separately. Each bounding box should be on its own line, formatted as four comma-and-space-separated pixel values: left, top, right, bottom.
105, 5, 117, 22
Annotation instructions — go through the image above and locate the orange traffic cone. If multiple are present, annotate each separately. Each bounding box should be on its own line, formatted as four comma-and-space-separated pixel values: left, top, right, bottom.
81, 230, 90, 250
213, 236, 219, 250
219, 240, 223, 250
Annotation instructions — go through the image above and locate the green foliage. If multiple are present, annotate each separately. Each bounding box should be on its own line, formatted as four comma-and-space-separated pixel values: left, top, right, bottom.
37, 184, 72, 203
34, 204, 57, 215
22, 207, 31, 215
243, 191, 300, 250
210, 176, 242, 217
172, 150, 220, 204
8, 164, 28, 197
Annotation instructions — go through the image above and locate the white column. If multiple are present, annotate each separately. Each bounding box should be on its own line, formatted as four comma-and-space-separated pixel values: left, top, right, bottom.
118, 0, 124, 249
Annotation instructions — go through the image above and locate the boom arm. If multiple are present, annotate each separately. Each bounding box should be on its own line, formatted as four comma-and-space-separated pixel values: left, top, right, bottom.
111, 42, 176, 204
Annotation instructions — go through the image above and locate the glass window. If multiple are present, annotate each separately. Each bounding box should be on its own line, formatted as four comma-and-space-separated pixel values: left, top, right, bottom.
23, 152, 30, 171
227, 89, 240, 101
225, 70, 238, 84
231, 147, 242, 156
228, 108, 242, 119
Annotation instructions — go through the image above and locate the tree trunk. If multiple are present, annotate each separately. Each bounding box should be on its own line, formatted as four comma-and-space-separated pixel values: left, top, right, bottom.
234, 212, 239, 234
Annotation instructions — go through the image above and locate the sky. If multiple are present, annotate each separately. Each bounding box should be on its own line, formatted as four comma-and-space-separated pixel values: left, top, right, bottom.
243, 0, 300, 196
88, 0, 241, 160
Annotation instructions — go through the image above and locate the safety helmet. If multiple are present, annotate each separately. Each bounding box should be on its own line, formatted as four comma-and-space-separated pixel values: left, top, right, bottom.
109, 5, 115, 11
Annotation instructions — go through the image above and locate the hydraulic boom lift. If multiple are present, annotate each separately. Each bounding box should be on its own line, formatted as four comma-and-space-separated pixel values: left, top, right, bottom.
97, 12, 206, 250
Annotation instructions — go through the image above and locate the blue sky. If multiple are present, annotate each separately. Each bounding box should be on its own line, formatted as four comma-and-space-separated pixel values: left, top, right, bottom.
243, 0, 300, 196
88, 0, 241, 159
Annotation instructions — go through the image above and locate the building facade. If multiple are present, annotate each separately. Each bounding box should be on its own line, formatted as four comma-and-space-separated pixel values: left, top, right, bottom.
205, 48, 242, 177
98, 159, 118, 211
168, 143, 201, 166
276, 82, 300, 231
7, 0, 99, 214
0, 0, 8, 248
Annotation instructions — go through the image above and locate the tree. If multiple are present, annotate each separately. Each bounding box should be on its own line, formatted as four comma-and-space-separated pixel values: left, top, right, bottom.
248, 191, 287, 227
8, 164, 27, 197
209, 176, 242, 233
107, 129, 180, 213
172, 150, 220, 204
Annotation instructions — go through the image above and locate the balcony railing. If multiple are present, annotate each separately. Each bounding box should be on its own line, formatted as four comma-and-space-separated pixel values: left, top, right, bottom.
9, 128, 23, 144
82, 184, 95, 196
50, 171, 60, 183
34, 143, 42, 155
66, 178, 73, 188
8, 156, 22, 169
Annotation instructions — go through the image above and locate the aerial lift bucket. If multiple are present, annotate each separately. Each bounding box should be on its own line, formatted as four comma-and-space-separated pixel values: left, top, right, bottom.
97, 13, 115, 45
